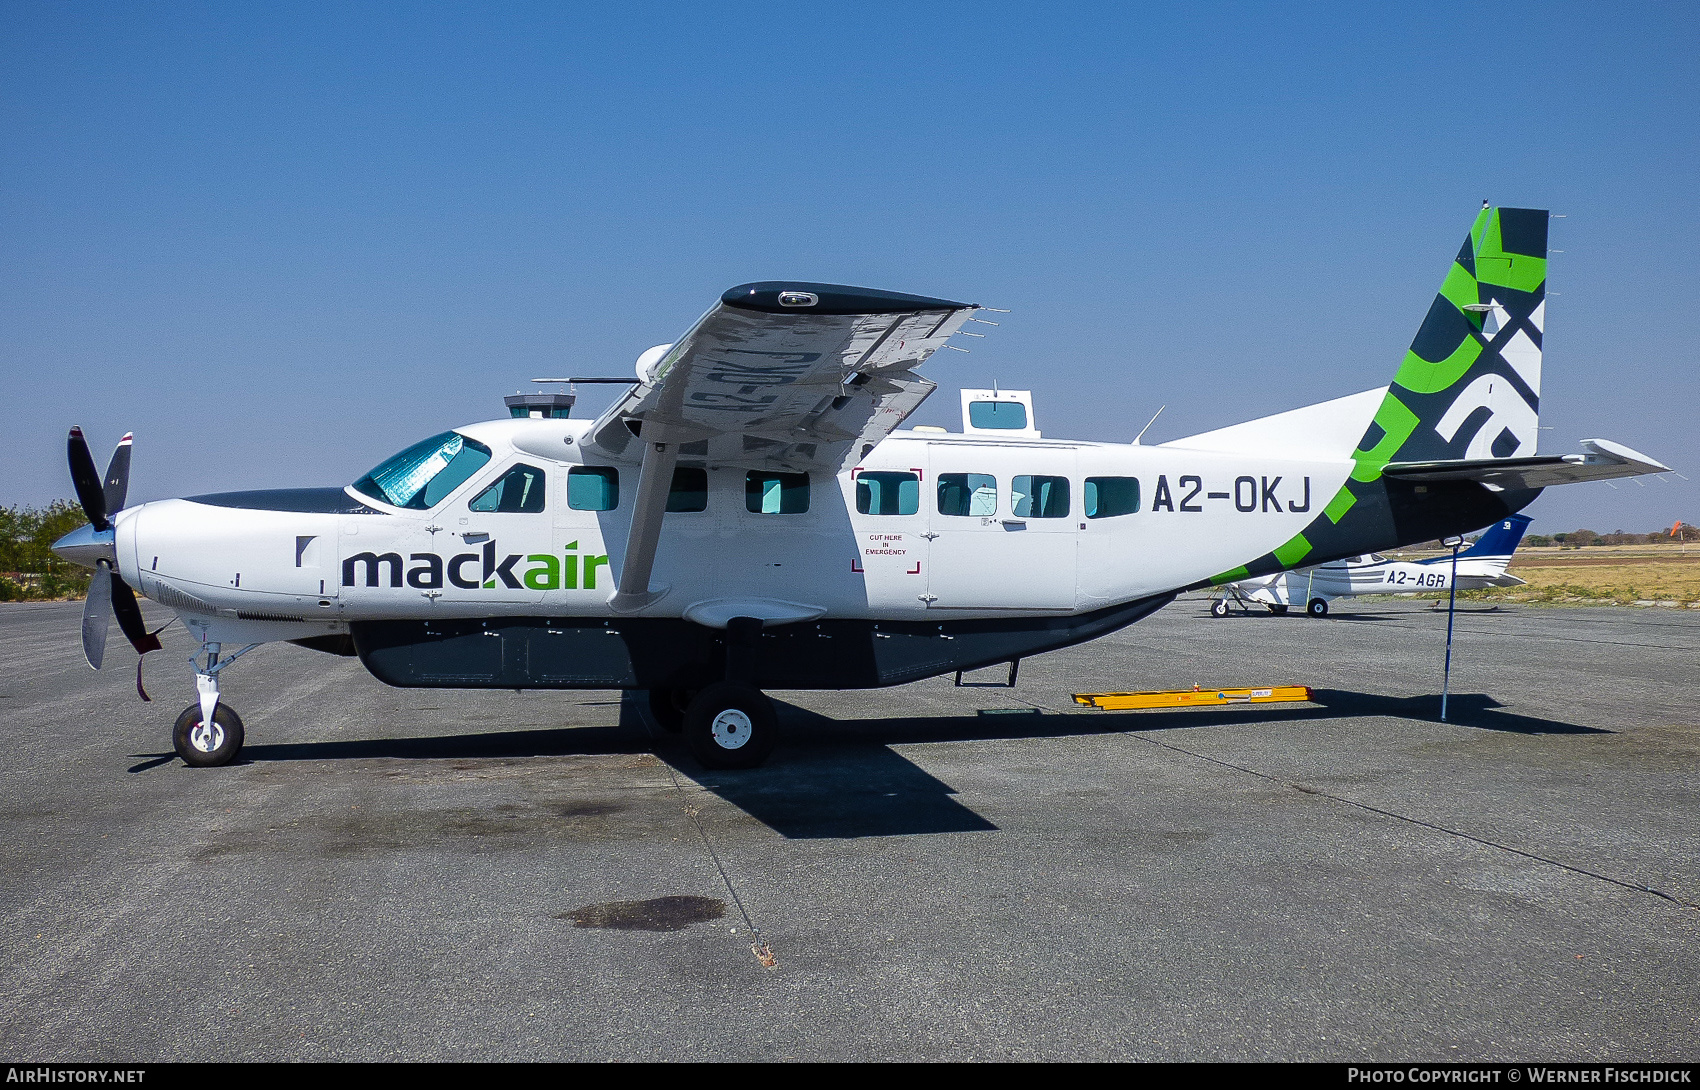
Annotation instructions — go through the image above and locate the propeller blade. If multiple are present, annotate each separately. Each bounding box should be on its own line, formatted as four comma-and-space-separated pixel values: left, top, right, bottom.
82, 565, 113, 669
67, 427, 109, 531
111, 575, 163, 654
103, 432, 133, 515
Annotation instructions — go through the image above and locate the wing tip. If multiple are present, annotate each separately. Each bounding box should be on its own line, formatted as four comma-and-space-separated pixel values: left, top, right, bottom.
722, 282, 974, 315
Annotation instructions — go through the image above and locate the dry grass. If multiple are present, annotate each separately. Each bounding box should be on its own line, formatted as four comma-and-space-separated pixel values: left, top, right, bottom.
1474, 562, 1700, 606
1378, 545, 1700, 606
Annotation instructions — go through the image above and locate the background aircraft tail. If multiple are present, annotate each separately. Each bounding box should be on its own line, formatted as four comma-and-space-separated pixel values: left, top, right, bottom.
1454, 513, 1533, 560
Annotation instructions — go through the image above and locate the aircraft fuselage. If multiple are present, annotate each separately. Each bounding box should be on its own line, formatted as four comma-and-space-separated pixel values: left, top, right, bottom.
107, 415, 1532, 690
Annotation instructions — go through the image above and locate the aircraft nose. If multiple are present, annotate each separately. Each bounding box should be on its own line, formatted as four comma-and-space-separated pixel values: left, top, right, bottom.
51, 523, 117, 570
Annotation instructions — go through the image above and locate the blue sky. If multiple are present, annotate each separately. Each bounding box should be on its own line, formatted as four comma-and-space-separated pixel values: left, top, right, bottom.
3, 1, 1695, 532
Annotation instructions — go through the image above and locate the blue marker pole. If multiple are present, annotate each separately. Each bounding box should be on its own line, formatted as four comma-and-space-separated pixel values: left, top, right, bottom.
1440, 537, 1462, 722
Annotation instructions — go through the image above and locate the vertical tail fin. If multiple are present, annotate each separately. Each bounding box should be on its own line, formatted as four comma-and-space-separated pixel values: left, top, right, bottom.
1209, 206, 1552, 586
1353, 205, 1548, 478
1456, 513, 1532, 559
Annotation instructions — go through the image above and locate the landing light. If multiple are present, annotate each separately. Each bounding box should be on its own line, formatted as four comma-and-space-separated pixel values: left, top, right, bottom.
778, 291, 818, 307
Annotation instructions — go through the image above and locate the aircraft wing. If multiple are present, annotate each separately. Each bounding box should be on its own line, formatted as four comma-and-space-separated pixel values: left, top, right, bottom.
593, 282, 980, 613
583, 282, 979, 473
1382, 439, 1670, 491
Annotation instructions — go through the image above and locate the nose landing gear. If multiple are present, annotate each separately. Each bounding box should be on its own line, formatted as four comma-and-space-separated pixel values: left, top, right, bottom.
172, 640, 259, 767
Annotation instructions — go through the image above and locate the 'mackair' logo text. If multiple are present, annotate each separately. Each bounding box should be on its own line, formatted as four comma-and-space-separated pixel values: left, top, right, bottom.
342, 541, 610, 591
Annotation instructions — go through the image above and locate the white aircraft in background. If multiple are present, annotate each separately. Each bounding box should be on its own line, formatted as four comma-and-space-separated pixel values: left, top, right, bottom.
1212, 513, 1531, 617
52, 205, 1670, 770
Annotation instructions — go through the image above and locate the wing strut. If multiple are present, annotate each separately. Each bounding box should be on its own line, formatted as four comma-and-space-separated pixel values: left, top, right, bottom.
609, 437, 680, 613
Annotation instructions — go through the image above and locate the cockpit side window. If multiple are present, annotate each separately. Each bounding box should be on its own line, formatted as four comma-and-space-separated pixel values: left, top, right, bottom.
469, 464, 547, 513
352, 432, 492, 509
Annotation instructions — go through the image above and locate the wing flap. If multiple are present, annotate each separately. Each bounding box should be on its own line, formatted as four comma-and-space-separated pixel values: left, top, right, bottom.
1383, 439, 1669, 490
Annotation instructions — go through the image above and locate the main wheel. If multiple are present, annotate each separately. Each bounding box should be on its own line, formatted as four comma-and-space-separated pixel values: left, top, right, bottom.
173, 703, 245, 767
1209, 599, 1229, 617
646, 687, 694, 733
682, 682, 777, 770
1307, 597, 1330, 618
1267, 604, 1289, 615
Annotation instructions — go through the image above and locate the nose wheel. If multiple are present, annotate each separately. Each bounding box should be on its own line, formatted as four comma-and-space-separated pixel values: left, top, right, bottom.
173, 702, 245, 766
683, 682, 777, 769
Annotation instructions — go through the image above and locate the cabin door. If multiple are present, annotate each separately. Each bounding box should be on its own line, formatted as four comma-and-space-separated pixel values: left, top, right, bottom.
923, 443, 1077, 611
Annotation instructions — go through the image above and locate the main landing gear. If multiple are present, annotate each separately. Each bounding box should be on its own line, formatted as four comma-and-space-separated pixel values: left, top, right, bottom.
173, 640, 258, 767
649, 682, 777, 769
646, 618, 781, 770
1307, 597, 1330, 617
682, 682, 777, 770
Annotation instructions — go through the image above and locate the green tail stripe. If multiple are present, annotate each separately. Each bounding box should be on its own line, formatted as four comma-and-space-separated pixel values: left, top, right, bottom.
1393, 337, 1482, 395
1351, 395, 1420, 482
1273, 533, 1312, 568
1438, 261, 1479, 316
1324, 485, 1357, 524
1475, 208, 1547, 292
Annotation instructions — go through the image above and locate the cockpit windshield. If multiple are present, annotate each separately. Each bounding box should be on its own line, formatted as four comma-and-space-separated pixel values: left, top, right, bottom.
352, 432, 492, 509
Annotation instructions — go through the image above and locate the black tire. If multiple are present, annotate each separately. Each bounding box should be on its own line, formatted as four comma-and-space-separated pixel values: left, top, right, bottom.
646, 687, 693, 733
173, 702, 245, 767
1209, 599, 1229, 617
1269, 604, 1289, 616
682, 682, 777, 770
1307, 597, 1330, 618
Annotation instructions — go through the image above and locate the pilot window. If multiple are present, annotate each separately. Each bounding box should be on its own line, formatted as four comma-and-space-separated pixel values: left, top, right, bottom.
856, 471, 920, 515
469, 464, 547, 513
1084, 476, 1140, 519
745, 471, 810, 514
667, 468, 708, 513
567, 466, 619, 511
1012, 474, 1069, 518
937, 473, 998, 517
352, 432, 492, 510
968, 401, 1028, 430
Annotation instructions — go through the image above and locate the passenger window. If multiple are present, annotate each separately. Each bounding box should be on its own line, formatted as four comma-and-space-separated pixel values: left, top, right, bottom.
968, 402, 1028, 430
1012, 475, 1069, 518
1084, 476, 1140, 519
567, 466, 619, 511
469, 464, 547, 513
745, 471, 809, 514
667, 468, 708, 513
856, 471, 920, 515
937, 473, 998, 517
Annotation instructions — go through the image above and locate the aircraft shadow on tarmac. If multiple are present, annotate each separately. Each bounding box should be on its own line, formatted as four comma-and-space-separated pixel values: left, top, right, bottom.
124, 688, 1605, 839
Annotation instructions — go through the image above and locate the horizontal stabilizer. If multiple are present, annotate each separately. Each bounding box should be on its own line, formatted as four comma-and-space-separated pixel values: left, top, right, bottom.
1383, 439, 1669, 491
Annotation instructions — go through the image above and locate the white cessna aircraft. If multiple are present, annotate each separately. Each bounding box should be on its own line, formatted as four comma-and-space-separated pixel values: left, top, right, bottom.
1212, 513, 1532, 617
54, 205, 1670, 769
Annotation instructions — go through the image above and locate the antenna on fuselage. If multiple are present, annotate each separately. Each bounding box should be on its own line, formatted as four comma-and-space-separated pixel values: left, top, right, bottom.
1132, 405, 1166, 446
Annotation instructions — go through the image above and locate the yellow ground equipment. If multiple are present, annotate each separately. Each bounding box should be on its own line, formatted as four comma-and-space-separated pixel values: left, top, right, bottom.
1073, 685, 1314, 711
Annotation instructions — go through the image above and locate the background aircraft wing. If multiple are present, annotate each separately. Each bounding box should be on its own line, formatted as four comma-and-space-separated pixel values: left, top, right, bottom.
583, 282, 979, 473
1382, 439, 1670, 490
